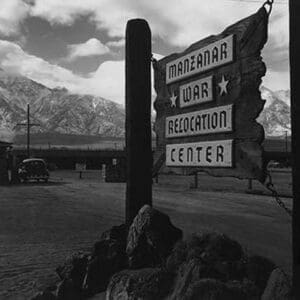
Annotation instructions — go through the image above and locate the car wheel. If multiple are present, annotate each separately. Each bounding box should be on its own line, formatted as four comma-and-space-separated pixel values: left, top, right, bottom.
44, 179, 48, 183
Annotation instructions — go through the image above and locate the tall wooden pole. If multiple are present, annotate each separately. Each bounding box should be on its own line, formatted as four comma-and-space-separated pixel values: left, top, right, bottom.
290, 0, 300, 296
125, 19, 152, 224
16, 104, 40, 158
27, 104, 30, 158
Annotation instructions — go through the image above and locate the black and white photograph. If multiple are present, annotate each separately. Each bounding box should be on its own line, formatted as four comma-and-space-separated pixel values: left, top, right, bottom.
0, 0, 297, 299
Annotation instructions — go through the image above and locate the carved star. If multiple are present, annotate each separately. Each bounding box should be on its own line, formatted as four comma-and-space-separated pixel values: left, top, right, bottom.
170, 92, 177, 107
218, 75, 229, 96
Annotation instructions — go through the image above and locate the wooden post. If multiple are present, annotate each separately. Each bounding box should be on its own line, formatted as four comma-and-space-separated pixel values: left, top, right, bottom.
290, 1, 300, 296
11, 154, 18, 183
194, 172, 198, 189
248, 179, 253, 190
125, 19, 152, 225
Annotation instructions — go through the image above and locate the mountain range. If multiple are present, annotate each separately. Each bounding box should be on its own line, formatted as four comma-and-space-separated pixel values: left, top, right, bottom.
0, 69, 125, 142
0, 69, 290, 143
258, 86, 291, 137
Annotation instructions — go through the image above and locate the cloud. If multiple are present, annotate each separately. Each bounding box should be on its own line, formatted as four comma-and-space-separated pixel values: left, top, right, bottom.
0, 1, 290, 106
0, 0, 30, 36
87, 60, 125, 103
30, 1, 288, 45
0, 39, 163, 105
0, 38, 290, 110
0, 40, 126, 104
106, 39, 125, 48
30, 0, 177, 40
263, 70, 290, 92
67, 38, 110, 61
29, 0, 93, 26
0, 40, 84, 91
30, 0, 289, 76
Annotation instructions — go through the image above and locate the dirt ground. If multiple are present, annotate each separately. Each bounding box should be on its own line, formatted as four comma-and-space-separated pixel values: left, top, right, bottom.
0, 170, 292, 299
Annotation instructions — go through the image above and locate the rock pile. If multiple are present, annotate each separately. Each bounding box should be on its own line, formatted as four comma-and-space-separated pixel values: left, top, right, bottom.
164, 234, 275, 300
126, 204, 183, 269
31, 205, 292, 300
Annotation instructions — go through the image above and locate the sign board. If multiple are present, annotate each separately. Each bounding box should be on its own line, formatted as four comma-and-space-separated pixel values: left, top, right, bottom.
166, 140, 233, 167
179, 76, 214, 108
153, 6, 269, 182
166, 104, 233, 138
166, 35, 234, 84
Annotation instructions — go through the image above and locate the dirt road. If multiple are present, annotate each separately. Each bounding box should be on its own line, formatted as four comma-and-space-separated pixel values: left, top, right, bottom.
0, 170, 292, 299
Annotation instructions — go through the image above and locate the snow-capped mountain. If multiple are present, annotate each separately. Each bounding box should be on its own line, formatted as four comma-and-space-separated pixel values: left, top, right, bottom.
0, 69, 125, 142
259, 86, 291, 137
0, 69, 291, 142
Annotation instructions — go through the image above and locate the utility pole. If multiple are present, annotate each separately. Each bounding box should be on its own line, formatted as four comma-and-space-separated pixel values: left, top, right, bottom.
16, 104, 40, 158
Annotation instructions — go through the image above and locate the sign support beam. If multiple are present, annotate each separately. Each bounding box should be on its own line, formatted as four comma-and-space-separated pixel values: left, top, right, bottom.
125, 19, 152, 225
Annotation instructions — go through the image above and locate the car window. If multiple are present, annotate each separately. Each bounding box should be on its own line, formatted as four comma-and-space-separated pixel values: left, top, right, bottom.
25, 161, 45, 170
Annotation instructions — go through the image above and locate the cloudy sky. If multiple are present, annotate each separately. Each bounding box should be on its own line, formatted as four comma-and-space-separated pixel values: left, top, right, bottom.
0, 0, 289, 105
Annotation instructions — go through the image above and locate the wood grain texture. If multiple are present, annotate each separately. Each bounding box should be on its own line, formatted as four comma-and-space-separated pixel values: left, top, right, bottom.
125, 19, 152, 224
153, 7, 269, 182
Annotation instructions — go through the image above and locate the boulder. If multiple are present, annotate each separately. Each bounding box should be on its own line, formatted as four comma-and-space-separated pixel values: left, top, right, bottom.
82, 256, 112, 296
244, 255, 276, 293
86, 292, 106, 300
166, 233, 244, 278
225, 280, 260, 300
166, 233, 264, 299
181, 232, 243, 264
261, 268, 293, 300
82, 224, 128, 296
106, 268, 173, 300
31, 290, 56, 300
183, 278, 260, 300
168, 260, 258, 299
56, 252, 89, 289
100, 223, 128, 244
182, 278, 229, 300
126, 205, 183, 269
56, 278, 81, 300
169, 259, 204, 299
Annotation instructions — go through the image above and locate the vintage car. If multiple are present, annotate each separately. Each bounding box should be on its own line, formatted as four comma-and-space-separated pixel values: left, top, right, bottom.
18, 158, 50, 183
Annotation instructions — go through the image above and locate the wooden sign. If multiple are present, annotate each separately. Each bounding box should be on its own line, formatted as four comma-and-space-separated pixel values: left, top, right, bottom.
166, 104, 233, 138
179, 75, 214, 108
166, 140, 233, 167
166, 35, 234, 84
75, 163, 86, 171
153, 6, 269, 182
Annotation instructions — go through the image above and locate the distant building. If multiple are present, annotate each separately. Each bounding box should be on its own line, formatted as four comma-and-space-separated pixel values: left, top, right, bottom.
0, 141, 12, 185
